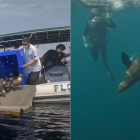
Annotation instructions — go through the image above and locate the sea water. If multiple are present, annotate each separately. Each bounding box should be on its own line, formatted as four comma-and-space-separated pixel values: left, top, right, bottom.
71, 1, 140, 140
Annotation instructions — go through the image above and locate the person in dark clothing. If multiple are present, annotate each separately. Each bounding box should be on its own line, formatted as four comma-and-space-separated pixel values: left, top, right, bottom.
83, 9, 116, 81
41, 44, 70, 71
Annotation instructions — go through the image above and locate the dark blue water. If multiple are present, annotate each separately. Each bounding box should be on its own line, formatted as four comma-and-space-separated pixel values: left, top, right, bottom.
71, 1, 140, 140
0, 104, 70, 140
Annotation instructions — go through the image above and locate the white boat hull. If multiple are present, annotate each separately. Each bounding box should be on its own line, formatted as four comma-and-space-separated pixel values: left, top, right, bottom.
33, 81, 70, 103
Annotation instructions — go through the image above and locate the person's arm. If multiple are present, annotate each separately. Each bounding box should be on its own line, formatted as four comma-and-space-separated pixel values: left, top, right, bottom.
105, 19, 116, 28
26, 60, 37, 67
83, 22, 90, 48
64, 53, 70, 58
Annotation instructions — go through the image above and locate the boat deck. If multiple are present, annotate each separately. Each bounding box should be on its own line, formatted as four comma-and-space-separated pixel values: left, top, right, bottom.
0, 85, 36, 113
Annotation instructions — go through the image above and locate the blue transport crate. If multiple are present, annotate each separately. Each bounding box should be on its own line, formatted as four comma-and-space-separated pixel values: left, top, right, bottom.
0, 50, 28, 85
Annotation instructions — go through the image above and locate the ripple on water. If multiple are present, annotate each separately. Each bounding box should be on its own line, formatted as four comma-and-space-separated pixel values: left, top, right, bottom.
0, 104, 70, 140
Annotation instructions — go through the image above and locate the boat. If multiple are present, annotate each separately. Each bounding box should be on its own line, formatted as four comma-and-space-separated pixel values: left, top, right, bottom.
0, 26, 70, 108
34, 65, 70, 103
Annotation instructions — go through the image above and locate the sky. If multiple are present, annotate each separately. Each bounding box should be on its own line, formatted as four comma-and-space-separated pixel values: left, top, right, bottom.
0, 0, 70, 58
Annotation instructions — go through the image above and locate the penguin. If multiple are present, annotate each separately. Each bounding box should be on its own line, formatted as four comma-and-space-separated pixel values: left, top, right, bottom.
13, 74, 23, 86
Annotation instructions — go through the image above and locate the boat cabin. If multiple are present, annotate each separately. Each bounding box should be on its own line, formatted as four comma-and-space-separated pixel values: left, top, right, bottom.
0, 26, 70, 84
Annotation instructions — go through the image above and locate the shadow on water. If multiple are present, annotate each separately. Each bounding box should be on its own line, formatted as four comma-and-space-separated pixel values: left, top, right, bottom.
0, 104, 70, 140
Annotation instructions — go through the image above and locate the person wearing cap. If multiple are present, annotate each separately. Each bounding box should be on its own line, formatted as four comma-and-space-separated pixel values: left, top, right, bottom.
41, 44, 70, 71
83, 9, 116, 82
19, 37, 52, 85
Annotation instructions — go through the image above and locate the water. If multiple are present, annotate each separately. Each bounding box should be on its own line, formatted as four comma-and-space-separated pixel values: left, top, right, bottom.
71, 1, 140, 140
0, 104, 70, 140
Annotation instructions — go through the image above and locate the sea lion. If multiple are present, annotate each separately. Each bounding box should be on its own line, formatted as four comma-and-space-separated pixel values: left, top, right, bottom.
13, 74, 23, 87
118, 52, 140, 92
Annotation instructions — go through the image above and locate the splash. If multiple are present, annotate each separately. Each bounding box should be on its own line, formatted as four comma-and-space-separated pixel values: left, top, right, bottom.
111, 0, 124, 10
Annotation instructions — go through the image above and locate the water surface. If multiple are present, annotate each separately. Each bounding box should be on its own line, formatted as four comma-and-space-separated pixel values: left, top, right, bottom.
0, 104, 70, 140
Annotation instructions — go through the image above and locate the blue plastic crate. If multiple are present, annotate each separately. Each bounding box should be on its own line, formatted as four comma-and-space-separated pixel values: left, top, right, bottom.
0, 50, 28, 85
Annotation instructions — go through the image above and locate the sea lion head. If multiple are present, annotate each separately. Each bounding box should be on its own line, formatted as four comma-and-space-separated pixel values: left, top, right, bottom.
118, 81, 129, 92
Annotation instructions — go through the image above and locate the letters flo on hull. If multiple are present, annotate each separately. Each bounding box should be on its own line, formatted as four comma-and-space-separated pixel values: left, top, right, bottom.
54, 84, 70, 92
